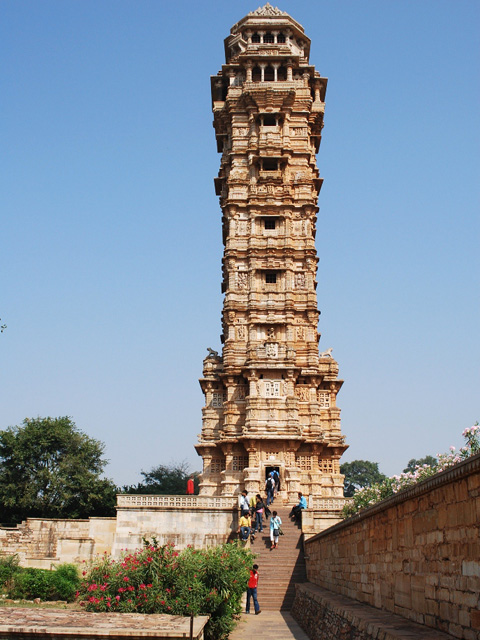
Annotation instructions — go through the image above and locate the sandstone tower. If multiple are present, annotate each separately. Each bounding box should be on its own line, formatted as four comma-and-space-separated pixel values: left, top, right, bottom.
196, 4, 348, 509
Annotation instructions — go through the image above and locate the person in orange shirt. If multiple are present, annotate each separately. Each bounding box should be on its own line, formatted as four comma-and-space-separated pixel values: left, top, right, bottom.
186, 477, 194, 495
246, 563, 261, 614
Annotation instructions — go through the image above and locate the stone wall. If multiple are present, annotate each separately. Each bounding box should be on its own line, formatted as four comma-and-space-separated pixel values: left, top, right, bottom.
302, 453, 480, 640
0, 517, 116, 568
292, 583, 453, 640
0, 496, 239, 567
113, 495, 238, 556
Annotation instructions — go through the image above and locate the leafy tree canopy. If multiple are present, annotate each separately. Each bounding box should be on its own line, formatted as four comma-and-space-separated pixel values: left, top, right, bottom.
0, 416, 116, 523
123, 461, 200, 495
403, 455, 437, 473
340, 459, 387, 497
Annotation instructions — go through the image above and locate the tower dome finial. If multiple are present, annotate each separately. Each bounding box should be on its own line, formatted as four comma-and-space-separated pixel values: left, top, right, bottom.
249, 3, 288, 17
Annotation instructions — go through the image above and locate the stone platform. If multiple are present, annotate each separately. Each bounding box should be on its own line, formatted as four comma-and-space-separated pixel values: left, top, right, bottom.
0, 607, 209, 639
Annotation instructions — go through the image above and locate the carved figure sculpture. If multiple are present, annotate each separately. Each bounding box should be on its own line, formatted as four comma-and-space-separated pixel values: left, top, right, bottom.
319, 347, 333, 358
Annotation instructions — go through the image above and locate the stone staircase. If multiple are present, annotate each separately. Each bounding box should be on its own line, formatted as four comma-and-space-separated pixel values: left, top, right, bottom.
250, 505, 307, 611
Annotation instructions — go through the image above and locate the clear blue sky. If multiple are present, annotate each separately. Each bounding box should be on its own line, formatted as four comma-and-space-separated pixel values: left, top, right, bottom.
1, 1, 478, 487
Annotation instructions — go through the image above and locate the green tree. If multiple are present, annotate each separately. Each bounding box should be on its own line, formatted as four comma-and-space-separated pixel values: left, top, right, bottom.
123, 461, 200, 495
403, 455, 437, 473
0, 416, 116, 523
340, 460, 387, 497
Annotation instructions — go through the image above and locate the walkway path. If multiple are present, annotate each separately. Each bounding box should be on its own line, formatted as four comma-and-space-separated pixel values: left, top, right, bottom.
230, 611, 310, 640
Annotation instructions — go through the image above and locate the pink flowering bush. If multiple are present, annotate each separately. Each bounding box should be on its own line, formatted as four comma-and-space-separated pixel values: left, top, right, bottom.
77, 538, 253, 640
343, 423, 479, 518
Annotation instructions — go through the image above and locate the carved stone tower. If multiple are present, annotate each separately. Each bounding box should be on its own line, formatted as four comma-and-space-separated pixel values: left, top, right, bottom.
196, 4, 348, 510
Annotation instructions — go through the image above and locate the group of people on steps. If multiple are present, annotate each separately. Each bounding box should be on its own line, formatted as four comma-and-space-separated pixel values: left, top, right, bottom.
238, 472, 307, 551
241, 480, 308, 616
238, 490, 282, 550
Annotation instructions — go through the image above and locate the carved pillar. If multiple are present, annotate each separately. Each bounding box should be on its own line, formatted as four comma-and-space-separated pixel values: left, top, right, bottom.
245, 60, 253, 82
286, 60, 293, 82
259, 63, 266, 82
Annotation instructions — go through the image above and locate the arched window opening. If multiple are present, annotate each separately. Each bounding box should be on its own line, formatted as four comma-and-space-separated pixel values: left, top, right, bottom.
277, 65, 287, 81
277, 32, 286, 43
264, 65, 274, 82
264, 32, 274, 43
252, 66, 261, 82
252, 33, 261, 43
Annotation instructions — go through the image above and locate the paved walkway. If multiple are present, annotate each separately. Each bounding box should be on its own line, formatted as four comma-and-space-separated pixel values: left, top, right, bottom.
0, 607, 209, 639
230, 611, 310, 639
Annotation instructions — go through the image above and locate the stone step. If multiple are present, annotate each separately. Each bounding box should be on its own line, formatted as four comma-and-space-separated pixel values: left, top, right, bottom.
250, 507, 307, 611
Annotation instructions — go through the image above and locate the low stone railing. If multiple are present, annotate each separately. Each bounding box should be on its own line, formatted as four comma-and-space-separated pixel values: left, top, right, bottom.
116, 495, 238, 509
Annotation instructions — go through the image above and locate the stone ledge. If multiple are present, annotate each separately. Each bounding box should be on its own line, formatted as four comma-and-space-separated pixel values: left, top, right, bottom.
0, 607, 209, 639
292, 583, 455, 640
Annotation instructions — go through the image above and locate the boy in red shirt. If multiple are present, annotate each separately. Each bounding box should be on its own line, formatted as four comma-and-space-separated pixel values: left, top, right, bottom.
246, 564, 261, 614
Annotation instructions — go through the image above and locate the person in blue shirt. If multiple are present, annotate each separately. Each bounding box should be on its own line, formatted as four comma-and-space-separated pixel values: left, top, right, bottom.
289, 492, 307, 523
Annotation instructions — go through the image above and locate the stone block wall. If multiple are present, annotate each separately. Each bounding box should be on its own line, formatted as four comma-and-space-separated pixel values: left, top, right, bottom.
292, 583, 454, 640
113, 495, 238, 556
303, 453, 480, 640
0, 517, 116, 567
0, 496, 239, 567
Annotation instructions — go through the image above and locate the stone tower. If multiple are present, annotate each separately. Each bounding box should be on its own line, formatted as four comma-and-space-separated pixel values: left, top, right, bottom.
196, 4, 348, 508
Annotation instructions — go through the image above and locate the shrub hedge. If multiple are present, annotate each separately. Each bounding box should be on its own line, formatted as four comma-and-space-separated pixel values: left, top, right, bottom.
0, 557, 80, 602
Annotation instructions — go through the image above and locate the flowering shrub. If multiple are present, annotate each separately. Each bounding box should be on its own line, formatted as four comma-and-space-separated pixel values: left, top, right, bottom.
343, 423, 479, 518
77, 539, 254, 640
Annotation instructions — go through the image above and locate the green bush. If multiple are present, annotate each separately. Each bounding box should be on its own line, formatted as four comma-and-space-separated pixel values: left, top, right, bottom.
6, 564, 80, 601
51, 564, 81, 601
78, 540, 254, 640
0, 555, 21, 587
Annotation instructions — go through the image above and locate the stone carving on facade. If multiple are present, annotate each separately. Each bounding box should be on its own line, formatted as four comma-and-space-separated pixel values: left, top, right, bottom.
236, 324, 247, 340
266, 342, 278, 357
237, 272, 248, 289
296, 325, 306, 341
295, 272, 306, 289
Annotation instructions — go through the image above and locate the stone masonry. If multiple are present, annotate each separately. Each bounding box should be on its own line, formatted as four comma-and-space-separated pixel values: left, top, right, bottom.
195, 4, 348, 524
302, 453, 480, 640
